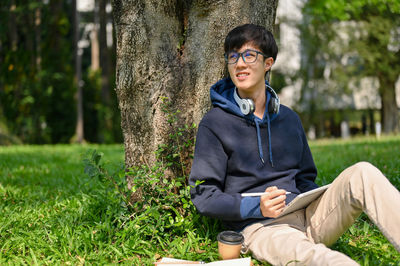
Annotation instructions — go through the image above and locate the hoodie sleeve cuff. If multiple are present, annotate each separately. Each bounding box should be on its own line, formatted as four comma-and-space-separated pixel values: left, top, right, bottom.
240, 196, 264, 219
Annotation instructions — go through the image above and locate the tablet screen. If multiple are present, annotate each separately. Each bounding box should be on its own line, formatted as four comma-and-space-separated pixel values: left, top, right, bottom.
277, 184, 330, 218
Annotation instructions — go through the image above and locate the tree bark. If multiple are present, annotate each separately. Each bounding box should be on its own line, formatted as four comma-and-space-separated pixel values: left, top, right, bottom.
112, 0, 278, 176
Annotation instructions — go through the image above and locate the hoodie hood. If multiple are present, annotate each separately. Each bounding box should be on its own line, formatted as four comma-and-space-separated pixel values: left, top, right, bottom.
209, 78, 280, 167
210, 78, 279, 122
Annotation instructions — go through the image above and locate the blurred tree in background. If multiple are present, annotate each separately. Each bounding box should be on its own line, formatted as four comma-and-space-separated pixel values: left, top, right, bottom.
0, 0, 122, 145
1, 0, 398, 144
299, 0, 400, 135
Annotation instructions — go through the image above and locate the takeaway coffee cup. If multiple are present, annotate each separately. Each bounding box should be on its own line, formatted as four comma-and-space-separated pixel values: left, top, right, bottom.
217, 231, 244, 260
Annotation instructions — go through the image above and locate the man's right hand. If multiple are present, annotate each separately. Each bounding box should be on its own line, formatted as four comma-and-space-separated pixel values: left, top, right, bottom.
260, 186, 287, 218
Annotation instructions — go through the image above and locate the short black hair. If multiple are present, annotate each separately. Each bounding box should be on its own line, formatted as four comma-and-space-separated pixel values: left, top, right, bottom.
224, 24, 278, 61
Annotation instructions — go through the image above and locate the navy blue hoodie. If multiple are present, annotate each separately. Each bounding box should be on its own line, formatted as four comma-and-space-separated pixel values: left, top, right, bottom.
189, 78, 318, 231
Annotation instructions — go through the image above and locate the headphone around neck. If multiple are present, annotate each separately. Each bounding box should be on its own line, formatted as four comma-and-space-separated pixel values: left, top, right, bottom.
234, 84, 280, 116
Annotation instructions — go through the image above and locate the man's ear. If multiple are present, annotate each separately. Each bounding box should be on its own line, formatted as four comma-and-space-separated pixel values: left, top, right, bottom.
264, 57, 274, 72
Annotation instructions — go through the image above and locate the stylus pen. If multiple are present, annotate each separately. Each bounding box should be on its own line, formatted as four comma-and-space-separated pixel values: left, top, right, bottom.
241, 191, 292, 197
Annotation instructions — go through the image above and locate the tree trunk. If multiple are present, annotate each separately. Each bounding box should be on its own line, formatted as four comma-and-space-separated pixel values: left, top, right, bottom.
368, 109, 375, 134
91, 1, 100, 71
99, 0, 111, 104
73, 0, 84, 143
112, 0, 278, 177
98, 0, 112, 143
8, 0, 18, 51
379, 75, 399, 134
75, 50, 84, 143
35, 2, 42, 72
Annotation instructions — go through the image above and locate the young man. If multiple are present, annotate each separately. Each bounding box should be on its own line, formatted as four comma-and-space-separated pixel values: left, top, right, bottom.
189, 24, 400, 265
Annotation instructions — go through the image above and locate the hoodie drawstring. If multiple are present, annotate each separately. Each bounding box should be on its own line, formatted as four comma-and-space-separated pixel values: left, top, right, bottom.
266, 112, 274, 167
254, 113, 274, 167
254, 120, 265, 164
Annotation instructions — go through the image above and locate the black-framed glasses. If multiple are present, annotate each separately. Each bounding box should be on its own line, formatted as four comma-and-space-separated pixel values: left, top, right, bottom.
224, 49, 268, 64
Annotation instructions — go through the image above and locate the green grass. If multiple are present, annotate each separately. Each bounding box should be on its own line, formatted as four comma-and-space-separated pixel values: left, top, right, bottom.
310, 136, 400, 265
0, 138, 399, 265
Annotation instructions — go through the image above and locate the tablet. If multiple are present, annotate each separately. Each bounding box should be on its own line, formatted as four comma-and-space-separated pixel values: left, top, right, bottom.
277, 184, 330, 218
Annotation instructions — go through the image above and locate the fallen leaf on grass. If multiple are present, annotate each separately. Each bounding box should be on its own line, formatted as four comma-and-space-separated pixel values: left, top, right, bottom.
195, 249, 206, 254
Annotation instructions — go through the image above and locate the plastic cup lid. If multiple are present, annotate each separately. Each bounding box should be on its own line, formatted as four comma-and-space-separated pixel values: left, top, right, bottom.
217, 231, 244, 245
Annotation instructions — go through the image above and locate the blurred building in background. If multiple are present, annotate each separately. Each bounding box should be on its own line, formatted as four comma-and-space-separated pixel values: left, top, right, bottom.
273, 0, 400, 138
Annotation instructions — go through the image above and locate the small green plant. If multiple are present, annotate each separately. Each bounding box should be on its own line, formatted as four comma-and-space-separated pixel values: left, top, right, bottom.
83, 149, 133, 210
158, 96, 196, 179
82, 97, 220, 258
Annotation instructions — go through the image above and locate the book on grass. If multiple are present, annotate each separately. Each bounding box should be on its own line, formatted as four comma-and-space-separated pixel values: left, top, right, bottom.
155, 257, 251, 266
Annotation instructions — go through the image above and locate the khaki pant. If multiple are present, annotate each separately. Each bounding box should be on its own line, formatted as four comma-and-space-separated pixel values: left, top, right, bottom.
241, 162, 400, 266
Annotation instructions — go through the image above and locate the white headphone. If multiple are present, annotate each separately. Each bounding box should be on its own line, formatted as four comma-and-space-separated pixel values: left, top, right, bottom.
266, 84, 280, 114
233, 85, 280, 116
234, 88, 255, 115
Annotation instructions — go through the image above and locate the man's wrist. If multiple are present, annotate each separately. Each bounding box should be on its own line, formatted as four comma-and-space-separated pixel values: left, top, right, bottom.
240, 196, 263, 219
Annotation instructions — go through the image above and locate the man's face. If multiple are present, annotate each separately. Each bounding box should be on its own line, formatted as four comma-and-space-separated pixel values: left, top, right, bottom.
227, 43, 272, 96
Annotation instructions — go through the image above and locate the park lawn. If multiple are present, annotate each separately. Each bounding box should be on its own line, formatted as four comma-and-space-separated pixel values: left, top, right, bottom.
0, 138, 399, 265
310, 136, 400, 265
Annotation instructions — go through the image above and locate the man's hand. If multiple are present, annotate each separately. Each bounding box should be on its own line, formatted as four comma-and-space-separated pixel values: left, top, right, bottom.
260, 186, 287, 218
